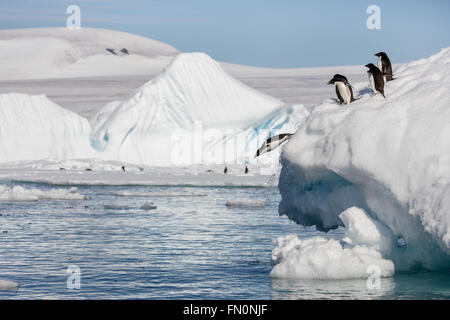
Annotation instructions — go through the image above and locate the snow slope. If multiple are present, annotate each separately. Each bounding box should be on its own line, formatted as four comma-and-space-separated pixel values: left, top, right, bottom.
90, 52, 305, 166
277, 47, 450, 274
0, 28, 179, 80
0, 93, 93, 162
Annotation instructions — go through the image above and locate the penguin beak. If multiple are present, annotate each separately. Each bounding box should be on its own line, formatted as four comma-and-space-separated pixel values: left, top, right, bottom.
327, 80, 333, 85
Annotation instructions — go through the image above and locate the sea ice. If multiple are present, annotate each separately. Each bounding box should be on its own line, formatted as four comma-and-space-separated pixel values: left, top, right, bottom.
0, 185, 88, 201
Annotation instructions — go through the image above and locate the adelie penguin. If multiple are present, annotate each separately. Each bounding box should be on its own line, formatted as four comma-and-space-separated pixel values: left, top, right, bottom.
375, 52, 395, 82
255, 133, 293, 158
327, 74, 358, 105
365, 63, 386, 98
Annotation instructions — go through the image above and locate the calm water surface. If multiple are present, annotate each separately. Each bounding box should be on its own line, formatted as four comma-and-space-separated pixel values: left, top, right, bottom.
0, 183, 449, 299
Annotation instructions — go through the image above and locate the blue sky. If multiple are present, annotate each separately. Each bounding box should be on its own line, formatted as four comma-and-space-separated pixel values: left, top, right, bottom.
0, 0, 449, 68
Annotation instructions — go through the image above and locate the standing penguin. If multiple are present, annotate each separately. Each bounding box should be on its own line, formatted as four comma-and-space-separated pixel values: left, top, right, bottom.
375, 52, 394, 81
327, 74, 357, 105
365, 63, 386, 98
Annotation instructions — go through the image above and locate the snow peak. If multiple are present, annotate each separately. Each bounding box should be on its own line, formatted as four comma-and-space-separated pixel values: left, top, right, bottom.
183, 304, 217, 318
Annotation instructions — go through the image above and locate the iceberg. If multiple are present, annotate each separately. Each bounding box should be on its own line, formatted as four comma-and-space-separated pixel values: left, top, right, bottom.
0, 93, 93, 162
277, 47, 450, 273
90, 52, 306, 166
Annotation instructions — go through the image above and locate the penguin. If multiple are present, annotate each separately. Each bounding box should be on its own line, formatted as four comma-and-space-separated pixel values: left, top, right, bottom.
255, 133, 293, 158
105, 48, 117, 55
327, 74, 358, 105
121, 166, 126, 172
375, 52, 395, 81
224, 166, 228, 174
245, 166, 249, 174
365, 63, 386, 98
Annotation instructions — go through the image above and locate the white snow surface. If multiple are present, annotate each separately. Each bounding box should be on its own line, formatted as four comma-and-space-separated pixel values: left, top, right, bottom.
278, 47, 450, 271
0, 185, 87, 201
0, 28, 179, 80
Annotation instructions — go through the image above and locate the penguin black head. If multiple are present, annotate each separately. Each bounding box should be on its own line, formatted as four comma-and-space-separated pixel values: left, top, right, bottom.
374, 52, 387, 58
327, 74, 348, 85
279, 133, 293, 140
365, 63, 378, 73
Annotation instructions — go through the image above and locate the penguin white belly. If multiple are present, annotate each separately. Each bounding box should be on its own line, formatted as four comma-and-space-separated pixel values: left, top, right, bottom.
336, 82, 351, 104
378, 57, 383, 72
369, 73, 376, 93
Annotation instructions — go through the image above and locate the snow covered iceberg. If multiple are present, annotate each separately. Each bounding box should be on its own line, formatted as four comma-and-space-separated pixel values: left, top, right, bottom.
90, 52, 306, 166
277, 47, 450, 274
0, 93, 93, 162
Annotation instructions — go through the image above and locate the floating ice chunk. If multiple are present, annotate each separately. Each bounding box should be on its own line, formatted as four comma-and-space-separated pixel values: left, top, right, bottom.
0, 280, 19, 290
270, 206, 395, 279
140, 202, 157, 210
225, 199, 268, 208
0, 185, 88, 201
270, 235, 394, 279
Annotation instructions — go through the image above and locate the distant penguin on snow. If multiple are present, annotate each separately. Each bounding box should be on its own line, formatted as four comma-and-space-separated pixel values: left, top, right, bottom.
365, 63, 386, 98
327, 74, 358, 105
375, 52, 395, 82
255, 133, 293, 158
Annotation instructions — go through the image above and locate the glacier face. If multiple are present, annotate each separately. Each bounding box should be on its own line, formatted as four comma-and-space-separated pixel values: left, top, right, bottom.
90, 52, 305, 166
278, 47, 450, 272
